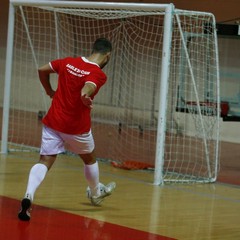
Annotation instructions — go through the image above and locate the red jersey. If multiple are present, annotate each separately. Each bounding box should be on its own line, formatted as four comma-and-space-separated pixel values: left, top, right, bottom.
42, 57, 107, 134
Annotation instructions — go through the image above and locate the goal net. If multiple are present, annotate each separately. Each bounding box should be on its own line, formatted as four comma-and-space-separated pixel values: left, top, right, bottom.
1, 1, 220, 184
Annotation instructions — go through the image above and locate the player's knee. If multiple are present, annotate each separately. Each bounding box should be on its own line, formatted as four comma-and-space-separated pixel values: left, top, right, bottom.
79, 152, 96, 165
39, 154, 57, 169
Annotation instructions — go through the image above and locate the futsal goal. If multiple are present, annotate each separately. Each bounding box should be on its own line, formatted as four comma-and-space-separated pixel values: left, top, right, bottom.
1, 0, 220, 184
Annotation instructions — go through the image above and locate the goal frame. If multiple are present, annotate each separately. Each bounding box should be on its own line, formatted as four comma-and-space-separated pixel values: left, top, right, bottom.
1, 0, 220, 185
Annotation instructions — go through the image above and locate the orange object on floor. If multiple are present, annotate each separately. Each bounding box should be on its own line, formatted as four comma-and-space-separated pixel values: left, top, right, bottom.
111, 160, 154, 170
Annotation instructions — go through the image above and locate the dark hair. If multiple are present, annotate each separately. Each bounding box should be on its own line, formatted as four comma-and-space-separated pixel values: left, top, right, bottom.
92, 38, 112, 54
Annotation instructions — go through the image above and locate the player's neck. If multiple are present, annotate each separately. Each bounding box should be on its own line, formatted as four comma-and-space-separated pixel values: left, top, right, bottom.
86, 54, 103, 66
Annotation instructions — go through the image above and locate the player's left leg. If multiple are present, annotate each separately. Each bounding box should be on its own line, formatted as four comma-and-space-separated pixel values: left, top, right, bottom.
18, 155, 56, 221
18, 125, 64, 221
25, 155, 57, 201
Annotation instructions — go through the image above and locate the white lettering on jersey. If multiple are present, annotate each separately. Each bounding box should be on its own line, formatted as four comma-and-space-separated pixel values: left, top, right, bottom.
66, 64, 90, 77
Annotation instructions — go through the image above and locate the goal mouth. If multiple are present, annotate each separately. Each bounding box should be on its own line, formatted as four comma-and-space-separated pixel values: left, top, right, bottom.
2, 1, 220, 184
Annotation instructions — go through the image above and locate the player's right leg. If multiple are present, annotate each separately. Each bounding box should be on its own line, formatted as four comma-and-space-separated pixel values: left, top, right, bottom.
65, 130, 116, 206
80, 152, 116, 206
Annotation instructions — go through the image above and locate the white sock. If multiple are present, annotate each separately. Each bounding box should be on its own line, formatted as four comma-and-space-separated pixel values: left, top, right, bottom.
84, 162, 100, 196
24, 163, 48, 201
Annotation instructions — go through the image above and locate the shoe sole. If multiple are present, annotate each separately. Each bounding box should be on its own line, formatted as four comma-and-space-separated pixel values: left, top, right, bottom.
18, 198, 31, 221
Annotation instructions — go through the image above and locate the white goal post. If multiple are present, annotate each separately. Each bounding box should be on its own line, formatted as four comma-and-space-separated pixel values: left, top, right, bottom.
1, 0, 220, 184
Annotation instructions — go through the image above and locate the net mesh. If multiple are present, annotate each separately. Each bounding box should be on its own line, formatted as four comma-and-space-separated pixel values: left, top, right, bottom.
2, 4, 220, 183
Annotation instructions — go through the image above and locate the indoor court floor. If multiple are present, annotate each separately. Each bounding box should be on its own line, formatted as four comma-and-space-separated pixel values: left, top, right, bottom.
0, 151, 239, 240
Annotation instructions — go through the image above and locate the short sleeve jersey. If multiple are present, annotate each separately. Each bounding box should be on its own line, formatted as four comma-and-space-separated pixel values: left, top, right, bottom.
42, 57, 107, 134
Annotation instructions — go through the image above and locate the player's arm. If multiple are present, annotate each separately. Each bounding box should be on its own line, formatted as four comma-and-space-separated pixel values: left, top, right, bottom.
81, 82, 97, 109
38, 63, 55, 98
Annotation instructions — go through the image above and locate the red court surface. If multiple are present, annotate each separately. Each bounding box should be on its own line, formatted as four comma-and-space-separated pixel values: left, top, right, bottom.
0, 196, 176, 240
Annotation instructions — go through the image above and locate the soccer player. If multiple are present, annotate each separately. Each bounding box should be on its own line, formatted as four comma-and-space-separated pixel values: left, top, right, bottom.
18, 38, 116, 221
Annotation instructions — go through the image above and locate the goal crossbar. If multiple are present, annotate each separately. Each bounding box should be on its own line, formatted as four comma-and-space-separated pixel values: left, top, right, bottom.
10, 0, 171, 11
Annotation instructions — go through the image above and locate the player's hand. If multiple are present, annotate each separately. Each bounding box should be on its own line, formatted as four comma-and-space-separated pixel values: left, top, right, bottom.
47, 90, 55, 98
81, 94, 93, 109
